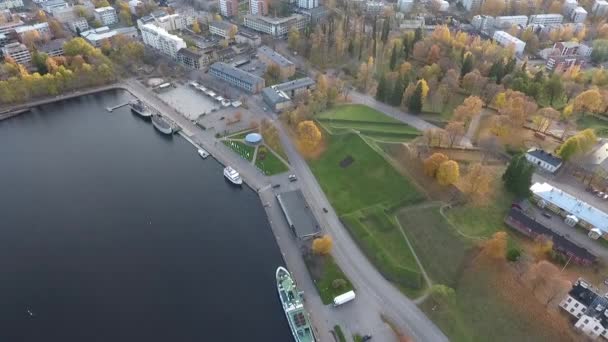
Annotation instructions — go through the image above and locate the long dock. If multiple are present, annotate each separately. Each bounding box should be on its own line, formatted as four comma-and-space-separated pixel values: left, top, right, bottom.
106, 102, 129, 112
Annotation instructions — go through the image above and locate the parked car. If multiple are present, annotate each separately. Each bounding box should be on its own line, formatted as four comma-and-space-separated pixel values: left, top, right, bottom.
542, 212, 552, 219
598, 192, 606, 198
288, 174, 297, 182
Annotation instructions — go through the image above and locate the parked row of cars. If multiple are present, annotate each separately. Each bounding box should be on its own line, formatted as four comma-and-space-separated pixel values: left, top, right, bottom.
586, 186, 608, 200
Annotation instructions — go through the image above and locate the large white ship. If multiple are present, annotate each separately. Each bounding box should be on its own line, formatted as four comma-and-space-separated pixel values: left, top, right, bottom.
129, 100, 152, 118
151, 114, 173, 135
276, 266, 316, 342
223, 166, 242, 185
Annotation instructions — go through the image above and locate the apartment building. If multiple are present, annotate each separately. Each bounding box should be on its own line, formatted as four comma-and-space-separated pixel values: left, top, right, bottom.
593, 0, 608, 16
494, 15, 528, 29
41, 0, 68, 13
250, 0, 267, 15
1, 42, 31, 65
220, 0, 239, 17
177, 48, 213, 70
38, 38, 66, 57
68, 17, 89, 33
528, 14, 564, 25
15, 22, 51, 39
140, 23, 186, 59
0, 0, 23, 10
493, 31, 526, 55
244, 14, 308, 37
94, 6, 117, 26
563, 0, 578, 16
571, 6, 587, 23
257, 45, 295, 79
471, 15, 495, 32
209, 62, 265, 93
209, 21, 237, 39
298, 0, 318, 9
137, 11, 192, 32
561, 279, 608, 340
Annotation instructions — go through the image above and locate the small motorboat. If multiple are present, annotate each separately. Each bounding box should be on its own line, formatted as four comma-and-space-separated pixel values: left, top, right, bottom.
198, 148, 209, 159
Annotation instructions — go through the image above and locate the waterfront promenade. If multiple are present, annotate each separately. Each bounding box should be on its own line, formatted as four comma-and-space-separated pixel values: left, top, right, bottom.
1, 80, 448, 341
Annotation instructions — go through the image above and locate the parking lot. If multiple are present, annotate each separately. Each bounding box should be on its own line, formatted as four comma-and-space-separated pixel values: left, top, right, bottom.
157, 85, 218, 120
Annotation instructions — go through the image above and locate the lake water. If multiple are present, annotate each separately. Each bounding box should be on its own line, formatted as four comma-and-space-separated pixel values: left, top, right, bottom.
0, 90, 292, 341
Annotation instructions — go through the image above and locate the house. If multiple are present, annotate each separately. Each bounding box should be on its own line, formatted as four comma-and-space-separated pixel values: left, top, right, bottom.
530, 182, 608, 240
505, 208, 596, 265
561, 278, 608, 339
257, 45, 295, 79
525, 148, 563, 173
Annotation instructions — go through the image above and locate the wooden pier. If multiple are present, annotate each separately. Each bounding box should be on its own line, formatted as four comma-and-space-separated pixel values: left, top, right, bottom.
106, 102, 129, 112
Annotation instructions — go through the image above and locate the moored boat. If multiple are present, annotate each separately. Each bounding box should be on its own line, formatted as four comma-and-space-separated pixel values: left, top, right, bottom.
151, 114, 173, 135
198, 148, 209, 159
223, 166, 242, 185
276, 266, 315, 342
129, 100, 152, 118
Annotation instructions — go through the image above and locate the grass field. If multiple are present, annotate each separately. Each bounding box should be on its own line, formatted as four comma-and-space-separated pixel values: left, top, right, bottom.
577, 116, 608, 137
317, 104, 406, 123
445, 190, 514, 238
255, 146, 289, 175
309, 134, 424, 214
304, 254, 354, 305
397, 206, 471, 287
223, 140, 255, 161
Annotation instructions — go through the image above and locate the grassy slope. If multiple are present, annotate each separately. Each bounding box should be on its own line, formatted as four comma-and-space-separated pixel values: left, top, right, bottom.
446, 190, 514, 238
309, 134, 423, 214
305, 254, 354, 305
255, 146, 289, 175
317, 104, 405, 123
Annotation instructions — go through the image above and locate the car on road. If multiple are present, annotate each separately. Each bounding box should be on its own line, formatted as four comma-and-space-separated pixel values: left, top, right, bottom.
542, 212, 552, 219
288, 174, 297, 182
272, 184, 281, 188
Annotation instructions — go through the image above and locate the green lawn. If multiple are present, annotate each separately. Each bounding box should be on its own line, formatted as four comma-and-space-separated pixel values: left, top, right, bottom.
445, 191, 514, 238
224, 128, 255, 139
255, 146, 289, 175
309, 133, 424, 214
304, 254, 354, 305
342, 208, 423, 289
317, 104, 406, 123
223, 140, 255, 161
577, 116, 608, 137
333, 325, 347, 342
397, 206, 471, 287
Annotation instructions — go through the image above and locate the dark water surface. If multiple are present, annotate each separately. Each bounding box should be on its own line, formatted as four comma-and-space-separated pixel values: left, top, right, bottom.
0, 90, 291, 341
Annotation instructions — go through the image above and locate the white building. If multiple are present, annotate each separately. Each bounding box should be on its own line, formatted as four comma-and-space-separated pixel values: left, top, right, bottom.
493, 31, 526, 55
137, 12, 192, 31
128, 0, 141, 15
563, 0, 578, 16
68, 17, 89, 33
528, 14, 564, 25
571, 6, 587, 23
0, 0, 23, 10
94, 6, 117, 26
209, 21, 237, 39
140, 23, 186, 59
2, 42, 30, 64
243, 14, 309, 37
80, 26, 116, 46
494, 15, 528, 29
525, 148, 563, 173
41, 0, 68, 13
250, 0, 267, 15
561, 279, 608, 340
297, 0, 318, 9
15, 22, 51, 39
472, 15, 495, 32
397, 0, 414, 12
593, 0, 608, 16
461, 0, 482, 12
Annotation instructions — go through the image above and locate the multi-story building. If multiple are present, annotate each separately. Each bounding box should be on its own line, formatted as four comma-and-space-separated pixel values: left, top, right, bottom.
209, 21, 237, 39
593, 0, 608, 16
209, 62, 265, 93
471, 15, 495, 32
37, 38, 66, 57
0, 17, 23, 35
68, 17, 89, 33
257, 45, 295, 79
177, 48, 213, 69
220, 0, 238, 17
80, 26, 117, 47
137, 11, 192, 32
397, 0, 414, 12
494, 15, 528, 29
15, 22, 51, 40
128, 0, 142, 15
94, 6, 117, 26
140, 23, 186, 59
235, 30, 261, 46
262, 77, 316, 111
542, 41, 593, 71
528, 14, 563, 25
0, 33, 9, 48
1, 42, 31, 65
563, 0, 578, 16
571, 6, 587, 23
250, 0, 267, 15
365, 1, 384, 14
297, 0, 318, 9
461, 0, 482, 12
244, 14, 309, 37
493, 31, 526, 55
41, 0, 67, 13
561, 279, 608, 340
51, 6, 78, 23
0, 0, 23, 10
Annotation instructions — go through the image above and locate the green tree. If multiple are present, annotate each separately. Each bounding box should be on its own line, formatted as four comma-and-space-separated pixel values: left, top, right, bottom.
375, 75, 388, 102
389, 44, 398, 70
543, 74, 564, 106
460, 52, 474, 79
32, 51, 49, 74
288, 26, 300, 51
557, 129, 597, 160
591, 39, 608, 63
502, 153, 534, 197
263, 63, 281, 86
408, 81, 423, 113
390, 75, 407, 106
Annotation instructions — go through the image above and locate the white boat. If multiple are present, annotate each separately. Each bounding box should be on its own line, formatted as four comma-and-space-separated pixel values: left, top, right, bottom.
151, 114, 173, 135
224, 166, 243, 185
198, 148, 209, 159
129, 100, 152, 118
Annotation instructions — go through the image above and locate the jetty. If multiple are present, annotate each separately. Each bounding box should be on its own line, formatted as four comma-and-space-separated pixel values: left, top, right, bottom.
0, 108, 30, 121
106, 102, 129, 112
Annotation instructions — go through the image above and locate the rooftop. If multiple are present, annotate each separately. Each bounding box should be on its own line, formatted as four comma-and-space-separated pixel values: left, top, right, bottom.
209, 62, 264, 85
177, 47, 203, 58
209, 20, 236, 31
582, 141, 608, 172
531, 182, 608, 234
257, 45, 293, 67
262, 87, 291, 105
526, 148, 563, 167
276, 190, 321, 239
273, 77, 315, 92
14, 22, 48, 34
94, 6, 115, 12
244, 14, 305, 25
37, 38, 66, 52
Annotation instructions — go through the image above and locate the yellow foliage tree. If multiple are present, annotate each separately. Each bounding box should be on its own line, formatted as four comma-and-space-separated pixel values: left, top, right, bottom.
192, 20, 201, 34
296, 120, 322, 153
436, 160, 459, 185
423, 152, 448, 177
417, 79, 429, 100
573, 89, 602, 114
484, 231, 508, 259
453, 96, 484, 123
312, 235, 333, 255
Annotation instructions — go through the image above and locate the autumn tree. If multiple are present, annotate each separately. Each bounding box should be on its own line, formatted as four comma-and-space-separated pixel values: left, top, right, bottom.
436, 160, 460, 185
502, 153, 534, 197
557, 129, 597, 160
264, 63, 281, 85
423, 152, 448, 177
453, 96, 484, 123
533, 235, 554, 260
296, 120, 322, 153
525, 260, 559, 293
288, 26, 299, 50
481, 0, 506, 15
573, 89, 603, 114
532, 107, 560, 133
461, 163, 494, 203
312, 235, 333, 255
192, 20, 201, 34
445, 121, 465, 147
483, 231, 508, 259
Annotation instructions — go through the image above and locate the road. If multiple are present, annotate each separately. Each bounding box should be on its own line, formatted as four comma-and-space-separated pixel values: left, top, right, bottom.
123, 79, 447, 341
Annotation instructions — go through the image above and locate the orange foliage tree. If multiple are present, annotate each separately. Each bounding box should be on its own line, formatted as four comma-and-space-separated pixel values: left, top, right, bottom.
312, 235, 333, 255
423, 152, 448, 177
296, 120, 322, 153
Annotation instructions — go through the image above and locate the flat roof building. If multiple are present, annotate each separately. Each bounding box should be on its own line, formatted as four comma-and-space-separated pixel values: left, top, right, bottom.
209, 62, 265, 93
177, 48, 213, 70
593, 0, 608, 16
571, 6, 587, 23
262, 77, 315, 112
37, 38, 66, 57
68, 17, 89, 33
493, 30, 526, 55
561, 279, 608, 339
528, 14, 564, 25
15, 22, 51, 39
209, 21, 237, 39
81, 26, 116, 47
1, 42, 30, 65
244, 14, 309, 37
0, 0, 23, 10
257, 45, 295, 79
276, 190, 321, 240
235, 30, 261, 46
494, 15, 528, 29
140, 23, 186, 59
94, 6, 117, 26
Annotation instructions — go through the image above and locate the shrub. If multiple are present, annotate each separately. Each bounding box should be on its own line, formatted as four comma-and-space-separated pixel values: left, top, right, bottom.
332, 278, 347, 289
506, 248, 521, 262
